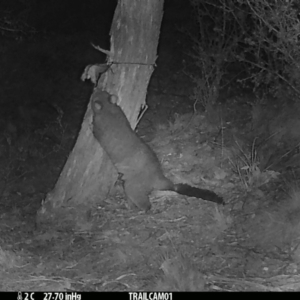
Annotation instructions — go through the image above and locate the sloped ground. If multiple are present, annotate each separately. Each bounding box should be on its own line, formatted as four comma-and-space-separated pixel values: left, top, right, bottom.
1, 31, 300, 291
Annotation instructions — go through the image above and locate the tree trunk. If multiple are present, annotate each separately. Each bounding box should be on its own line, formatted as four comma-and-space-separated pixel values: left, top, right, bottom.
36, 0, 164, 229
102, 0, 164, 127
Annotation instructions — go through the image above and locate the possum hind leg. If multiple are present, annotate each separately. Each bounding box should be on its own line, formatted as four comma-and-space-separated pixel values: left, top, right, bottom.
124, 180, 151, 212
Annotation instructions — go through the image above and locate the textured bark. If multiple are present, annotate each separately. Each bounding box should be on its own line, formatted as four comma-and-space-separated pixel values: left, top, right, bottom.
102, 0, 164, 127
36, 0, 164, 229
36, 106, 116, 229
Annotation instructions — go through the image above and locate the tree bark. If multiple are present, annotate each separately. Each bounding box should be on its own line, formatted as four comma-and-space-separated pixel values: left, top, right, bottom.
102, 0, 164, 128
36, 0, 164, 229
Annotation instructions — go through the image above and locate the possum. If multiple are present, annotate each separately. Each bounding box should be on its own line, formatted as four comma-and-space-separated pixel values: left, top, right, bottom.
91, 90, 224, 211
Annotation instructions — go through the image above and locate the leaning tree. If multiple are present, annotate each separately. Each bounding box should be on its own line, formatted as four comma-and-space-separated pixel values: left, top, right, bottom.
37, 0, 164, 229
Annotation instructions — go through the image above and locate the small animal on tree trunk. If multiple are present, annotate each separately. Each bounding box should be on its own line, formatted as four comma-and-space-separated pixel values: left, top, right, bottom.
91, 90, 224, 211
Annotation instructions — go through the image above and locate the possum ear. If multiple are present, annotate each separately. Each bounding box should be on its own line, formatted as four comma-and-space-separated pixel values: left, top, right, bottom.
93, 101, 102, 111
110, 95, 119, 105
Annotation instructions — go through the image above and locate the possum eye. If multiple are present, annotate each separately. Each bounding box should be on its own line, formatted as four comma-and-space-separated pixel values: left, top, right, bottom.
94, 102, 102, 111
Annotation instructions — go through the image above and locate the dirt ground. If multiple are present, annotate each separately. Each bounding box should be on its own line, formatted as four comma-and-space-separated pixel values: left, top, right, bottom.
1, 2, 300, 292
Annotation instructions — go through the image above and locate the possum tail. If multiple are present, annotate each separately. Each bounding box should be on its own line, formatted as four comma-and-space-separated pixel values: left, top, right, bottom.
172, 183, 224, 205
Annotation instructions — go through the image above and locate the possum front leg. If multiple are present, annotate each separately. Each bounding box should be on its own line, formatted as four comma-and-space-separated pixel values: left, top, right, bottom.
124, 180, 151, 212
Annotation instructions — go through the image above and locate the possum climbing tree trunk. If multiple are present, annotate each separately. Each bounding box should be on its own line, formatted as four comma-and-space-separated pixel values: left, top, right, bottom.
36, 0, 164, 229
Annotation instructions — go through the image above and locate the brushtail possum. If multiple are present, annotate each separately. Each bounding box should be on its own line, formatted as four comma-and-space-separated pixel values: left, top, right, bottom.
91, 90, 224, 211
